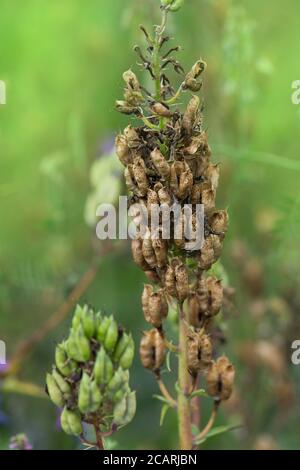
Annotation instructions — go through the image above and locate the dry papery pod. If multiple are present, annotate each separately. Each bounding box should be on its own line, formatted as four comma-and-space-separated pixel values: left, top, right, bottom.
142, 284, 168, 328
209, 210, 229, 235
188, 276, 223, 328
165, 258, 189, 301
190, 182, 216, 213
142, 231, 168, 269
206, 356, 235, 401
183, 60, 206, 93
151, 102, 173, 118
182, 95, 201, 135
140, 329, 166, 372
187, 331, 212, 374
151, 148, 171, 181
173, 209, 202, 250
131, 239, 162, 284
170, 161, 193, 200
198, 234, 223, 270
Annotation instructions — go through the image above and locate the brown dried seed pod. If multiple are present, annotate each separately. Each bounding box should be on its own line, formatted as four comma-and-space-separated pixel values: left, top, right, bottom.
131, 239, 150, 271
152, 239, 168, 268
124, 165, 138, 193
187, 332, 212, 374
170, 163, 179, 195
198, 237, 215, 270
148, 290, 168, 327
191, 184, 202, 204
151, 102, 173, 117
201, 185, 216, 214
174, 262, 189, 301
115, 134, 132, 166
144, 269, 161, 284
140, 329, 166, 371
182, 95, 200, 134
210, 210, 229, 234
183, 60, 206, 92
206, 356, 235, 401
178, 165, 193, 199
154, 183, 172, 206
132, 157, 149, 196
151, 148, 171, 180
165, 264, 177, 298
142, 284, 153, 324
205, 164, 220, 191
206, 276, 223, 316
142, 234, 157, 269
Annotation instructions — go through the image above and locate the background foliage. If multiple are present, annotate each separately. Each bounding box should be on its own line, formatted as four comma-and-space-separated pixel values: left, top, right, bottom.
0, 0, 300, 450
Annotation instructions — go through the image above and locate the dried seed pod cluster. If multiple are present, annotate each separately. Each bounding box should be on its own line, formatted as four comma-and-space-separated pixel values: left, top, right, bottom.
46, 305, 136, 437
116, 9, 234, 402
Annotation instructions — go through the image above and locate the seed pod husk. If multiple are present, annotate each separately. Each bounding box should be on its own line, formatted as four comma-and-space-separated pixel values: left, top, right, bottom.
113, 391, 137, 427
174, 261, 189, 301
115, 100, 138, 115
131, 238, 150, 271
142, 233, 157, 269
55, 342, 76, 377
94, 348, 114, 385
78, 372, 102, 414
165, 264, 177, 297
60, 408, 83, 436
182, 95, 200, 134
210, 210, 229, 234
115, 134, 132, 166
187, 332, 212, 374
140, 329, 166, 371
206, 356, 235, 401
46, 373, 65, 408
206, 276, 223, 316
151, 148, 171, 180
151, 102, 172, 117
132, 157, 148, 196
152, 238, 168, 268
66, 326, 91, 363
205, 164, 220, 191
103, 316, 119, 354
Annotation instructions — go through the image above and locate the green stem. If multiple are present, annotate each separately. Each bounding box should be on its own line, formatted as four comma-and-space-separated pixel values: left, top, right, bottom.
177, 303, 193, 450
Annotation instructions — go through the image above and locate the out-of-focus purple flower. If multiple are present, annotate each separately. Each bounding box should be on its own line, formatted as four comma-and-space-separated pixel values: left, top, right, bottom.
100, 135, 115, 155
9, 434, 33, 450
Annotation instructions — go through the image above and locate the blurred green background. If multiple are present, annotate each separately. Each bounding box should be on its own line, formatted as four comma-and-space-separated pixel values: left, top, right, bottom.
1, 0, 300, 450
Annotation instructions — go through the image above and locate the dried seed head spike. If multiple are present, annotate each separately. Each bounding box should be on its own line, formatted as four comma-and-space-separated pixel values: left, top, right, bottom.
206, 356, 235, 401
140, 329, 166, 371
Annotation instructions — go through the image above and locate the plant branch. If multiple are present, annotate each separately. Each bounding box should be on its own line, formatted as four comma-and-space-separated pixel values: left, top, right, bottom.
156, 376, 177, 408
177, 302, 193, 450
194, 400, 220, 445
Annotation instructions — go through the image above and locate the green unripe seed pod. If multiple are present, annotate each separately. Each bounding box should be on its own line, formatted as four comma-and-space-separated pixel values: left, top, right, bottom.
67, 326, 91, 362
97, 316, 110, 343
72, 304, 85, 330
114, 333, 130, 362
61, 407, 83, 436
169, 0, 184, 11
55, 342, 76, 377
107, 367, 128, 394
113, 392, 137, 427
52, 369, 72, 396
94, 348, 114, 385
119, 343, 134, 370
104, 316, 119, 353
78, 372, 102, 414
82, 307, 96, 339
46, 373, 65, 408
161, 0, 173, 6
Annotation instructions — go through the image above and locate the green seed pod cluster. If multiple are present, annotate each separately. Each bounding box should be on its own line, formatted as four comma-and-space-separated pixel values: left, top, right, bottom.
46, 304, 136, 437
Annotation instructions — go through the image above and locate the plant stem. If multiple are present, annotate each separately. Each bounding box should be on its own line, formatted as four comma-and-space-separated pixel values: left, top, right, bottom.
194, 400, 220, 445
177, 303, 193, 450
152, 9, 168, 130
93, 418, 104, 451
157, 377, 177, 408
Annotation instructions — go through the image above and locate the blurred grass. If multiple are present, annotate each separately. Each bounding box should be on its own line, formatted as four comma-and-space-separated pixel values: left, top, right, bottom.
0, 0, 300, 450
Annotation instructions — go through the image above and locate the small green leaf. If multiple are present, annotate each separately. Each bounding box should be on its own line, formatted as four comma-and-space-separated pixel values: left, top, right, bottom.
191, 389, 208, 399
160, 404, 170, 426
153, 394, 170, 405
195, 424, 242, 445
166, 350, 172, 372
